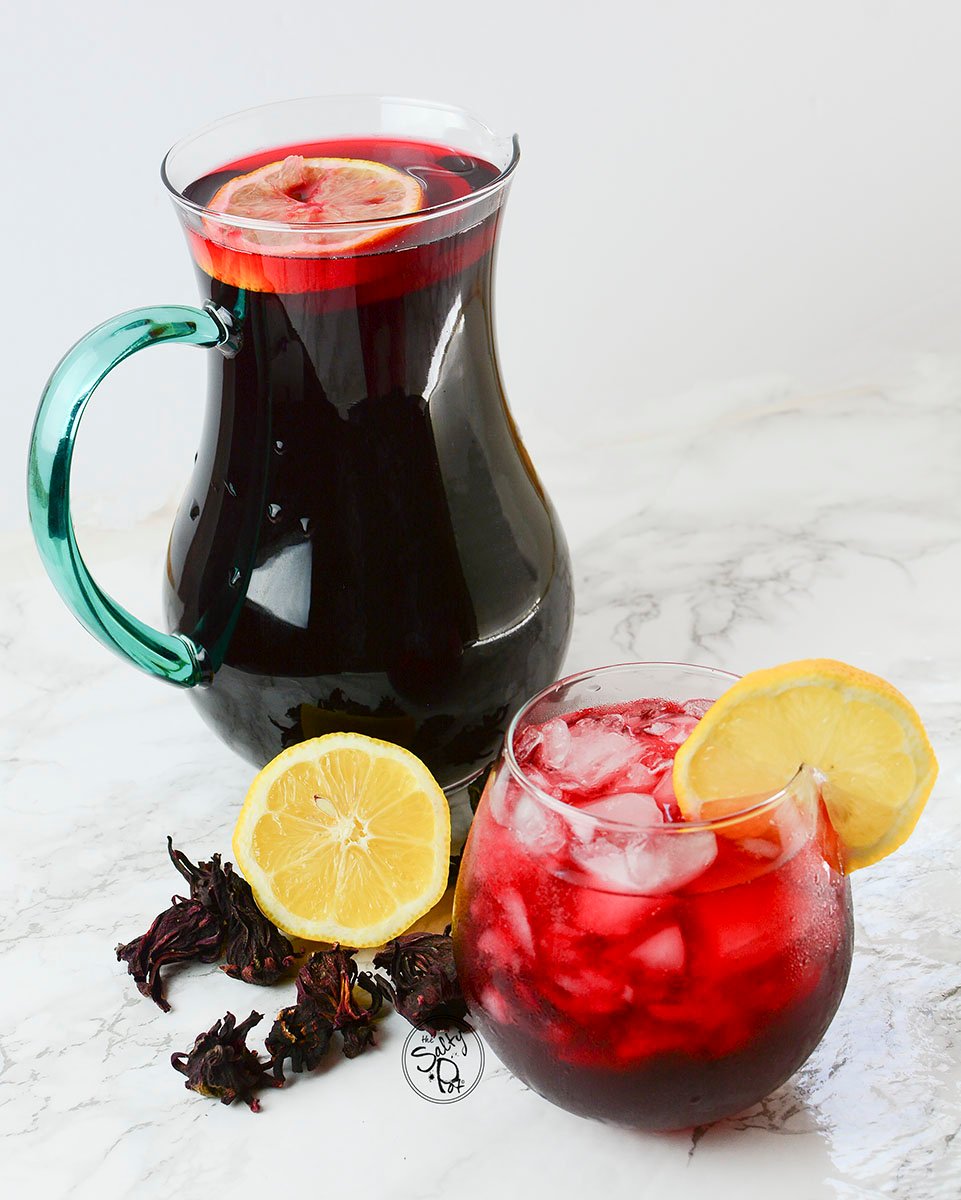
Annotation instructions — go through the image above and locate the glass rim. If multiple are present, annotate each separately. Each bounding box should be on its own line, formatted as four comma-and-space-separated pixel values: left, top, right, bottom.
160, 94, 520, 236
503, 661, 808, 834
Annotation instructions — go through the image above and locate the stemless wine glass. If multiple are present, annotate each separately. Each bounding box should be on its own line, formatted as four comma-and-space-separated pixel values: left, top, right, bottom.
452, 663, 854, 1130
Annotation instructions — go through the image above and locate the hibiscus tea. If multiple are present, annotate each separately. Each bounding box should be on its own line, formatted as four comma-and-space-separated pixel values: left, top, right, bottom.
453, 664, 853, 1129
162, 133, 572, 787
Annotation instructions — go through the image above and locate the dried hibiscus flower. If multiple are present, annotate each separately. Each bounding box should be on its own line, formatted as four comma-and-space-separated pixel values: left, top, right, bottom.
171, 1010, 281, 1111
168, 839, 297, 986
265, 999, 334, 1081
371, 930, 468, 1032
296, 946, 384, 1058
117, 840, 298, 1011
115, 895, 223, 1013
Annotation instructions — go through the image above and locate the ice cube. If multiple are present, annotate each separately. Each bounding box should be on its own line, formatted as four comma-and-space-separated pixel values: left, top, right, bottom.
476, 926, 513, 962
520, 764, 563, 799
537, 717, 572, 770
658, 714, 700, 745
620, 760, 659, 793
486, 776, 513, 826
556, 966, 614, 997
568, 837, 639, 892
742, 836, 782, 859
683, 698, 714, 719
570, 799, 715, 895
479, 985, 511, 1024
634, 731, 676, 774
512, 723, 542, 763
623, 698, 673, 731
580, 792, 663, 827
554, 966, 631, 1014
630, 925, 686, 971
510, 790, 566, 855
571, 889, 666, 938
558, 717, 640, 790
741, 796, 813, 861
623, 830, 718, 895
500, 888, 535, 957
652, 768, 677, 807
774, 796, 813, 859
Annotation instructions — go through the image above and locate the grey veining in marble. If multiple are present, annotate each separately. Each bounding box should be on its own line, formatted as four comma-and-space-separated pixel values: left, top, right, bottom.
1, 357, 959, 1198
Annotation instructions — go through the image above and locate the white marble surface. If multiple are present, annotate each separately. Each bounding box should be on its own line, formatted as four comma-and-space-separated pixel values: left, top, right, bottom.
2, 357, 960, 1198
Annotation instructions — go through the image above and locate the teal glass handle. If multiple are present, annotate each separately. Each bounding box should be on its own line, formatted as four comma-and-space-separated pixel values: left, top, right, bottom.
27, 304, 232, 686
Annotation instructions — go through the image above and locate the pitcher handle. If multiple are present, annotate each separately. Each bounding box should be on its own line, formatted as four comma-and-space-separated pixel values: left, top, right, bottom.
27, 303, 233, 686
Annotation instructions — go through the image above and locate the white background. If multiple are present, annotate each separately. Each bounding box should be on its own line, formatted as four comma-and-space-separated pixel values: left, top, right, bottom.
5, 0, 961, 546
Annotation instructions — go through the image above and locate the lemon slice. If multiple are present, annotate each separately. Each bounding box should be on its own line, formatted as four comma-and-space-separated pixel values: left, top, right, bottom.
672, 659, 938, 870
232, 734, 450, 946
206, 154, 425, 256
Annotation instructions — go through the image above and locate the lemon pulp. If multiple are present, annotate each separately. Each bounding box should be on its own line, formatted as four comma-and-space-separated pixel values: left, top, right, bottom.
233, 734, 450, 946
672, 659, 938, 870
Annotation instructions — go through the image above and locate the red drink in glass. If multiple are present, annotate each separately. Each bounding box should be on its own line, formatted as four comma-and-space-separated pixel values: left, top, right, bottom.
452, 663, 853, 1129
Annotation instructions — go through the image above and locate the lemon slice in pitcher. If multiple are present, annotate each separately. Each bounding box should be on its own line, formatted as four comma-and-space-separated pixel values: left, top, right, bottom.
672, 659, 938, 870
232, 734, 450, 946
206, 154, 425, 255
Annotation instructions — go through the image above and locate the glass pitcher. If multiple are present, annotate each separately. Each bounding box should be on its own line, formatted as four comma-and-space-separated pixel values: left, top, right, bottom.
27, 97, 573, 790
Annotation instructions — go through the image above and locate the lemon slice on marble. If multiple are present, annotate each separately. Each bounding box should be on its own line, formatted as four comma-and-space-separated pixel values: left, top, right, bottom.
232, 734, 450, 946
672, 659, 938, 870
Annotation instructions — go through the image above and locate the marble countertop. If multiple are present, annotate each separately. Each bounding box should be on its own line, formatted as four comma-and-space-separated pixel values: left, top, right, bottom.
2, 359, 959, 1199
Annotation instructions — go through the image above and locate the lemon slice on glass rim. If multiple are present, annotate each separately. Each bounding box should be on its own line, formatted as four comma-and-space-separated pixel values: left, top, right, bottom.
232, 733, 450, 946
672, 659, 938, 870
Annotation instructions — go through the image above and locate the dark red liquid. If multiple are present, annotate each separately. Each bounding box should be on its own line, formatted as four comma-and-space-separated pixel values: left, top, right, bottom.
453, 701, 853, 1128
180, 137, 504, 297
163, 138, 573, 787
